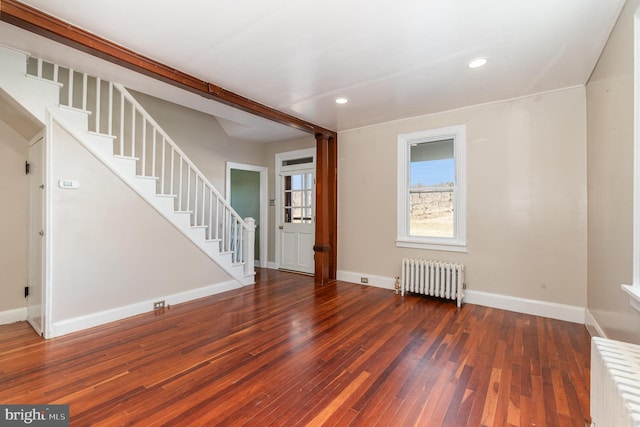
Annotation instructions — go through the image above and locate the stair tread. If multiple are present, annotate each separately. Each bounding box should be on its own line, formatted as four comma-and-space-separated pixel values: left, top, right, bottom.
88, 131, 117, 140
59, 104, 92, 115
175, 210, 193, 214
156, 194, 177, 198
136, 175, 159, 180
113, 154, 140, 161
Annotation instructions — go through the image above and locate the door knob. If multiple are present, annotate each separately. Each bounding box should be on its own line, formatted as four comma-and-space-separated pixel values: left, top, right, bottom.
279, 225, 284, 230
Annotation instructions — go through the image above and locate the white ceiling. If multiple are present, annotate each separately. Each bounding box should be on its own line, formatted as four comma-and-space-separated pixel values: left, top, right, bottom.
2, 0, 627, 139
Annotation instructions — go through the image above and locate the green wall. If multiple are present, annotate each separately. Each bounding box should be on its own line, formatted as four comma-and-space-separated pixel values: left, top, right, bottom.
230, 169, 260, 260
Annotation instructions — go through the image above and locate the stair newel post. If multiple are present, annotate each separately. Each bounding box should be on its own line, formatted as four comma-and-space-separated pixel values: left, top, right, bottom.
243, 217, 256, 277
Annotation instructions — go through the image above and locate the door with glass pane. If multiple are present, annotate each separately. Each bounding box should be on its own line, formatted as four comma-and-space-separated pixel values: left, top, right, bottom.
279, 169, 315, 274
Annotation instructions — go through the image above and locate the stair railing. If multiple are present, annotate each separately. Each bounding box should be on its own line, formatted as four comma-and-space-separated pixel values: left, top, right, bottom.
27, 57, 255, 276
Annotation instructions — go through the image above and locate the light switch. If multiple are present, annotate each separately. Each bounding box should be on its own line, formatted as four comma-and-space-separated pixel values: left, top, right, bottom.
58, 179, 79, 189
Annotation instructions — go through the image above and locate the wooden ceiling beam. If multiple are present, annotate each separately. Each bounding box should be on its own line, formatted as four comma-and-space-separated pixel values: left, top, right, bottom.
0, 0, 336, 138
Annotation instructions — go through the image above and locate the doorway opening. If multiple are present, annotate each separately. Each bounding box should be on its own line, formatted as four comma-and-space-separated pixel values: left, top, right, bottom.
226, 162, 267, 268
27, 132, 45, 336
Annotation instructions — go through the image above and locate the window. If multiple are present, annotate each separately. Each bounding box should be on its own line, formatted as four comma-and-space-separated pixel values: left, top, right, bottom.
283, 172, 313, 224
397, 125, 466, 252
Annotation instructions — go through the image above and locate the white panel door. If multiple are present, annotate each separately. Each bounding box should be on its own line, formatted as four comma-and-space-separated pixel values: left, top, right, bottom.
28, 136, 44, 335
279, 170, 314, 274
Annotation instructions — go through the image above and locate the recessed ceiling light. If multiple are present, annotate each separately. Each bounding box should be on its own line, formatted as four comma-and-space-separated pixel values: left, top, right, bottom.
335, 97, 349, 104
467, 57, 488, 69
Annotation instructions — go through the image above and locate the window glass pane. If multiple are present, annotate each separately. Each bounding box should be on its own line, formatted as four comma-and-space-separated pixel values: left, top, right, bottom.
409, 139, 455, 238
292, 175, 302, 190
291, 190, 302, 207
292, 208, 303, 222
410, 190, 454, 238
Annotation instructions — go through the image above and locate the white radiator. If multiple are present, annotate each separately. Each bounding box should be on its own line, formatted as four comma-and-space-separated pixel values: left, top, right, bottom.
400, 259, 464, 307
591, 337, 640, 427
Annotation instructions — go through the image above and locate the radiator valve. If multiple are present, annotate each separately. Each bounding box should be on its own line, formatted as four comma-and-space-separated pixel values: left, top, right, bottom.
394, 276, 400, 295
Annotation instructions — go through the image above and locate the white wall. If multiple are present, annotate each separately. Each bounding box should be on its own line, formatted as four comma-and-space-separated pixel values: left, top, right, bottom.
338, 87, 587, 315
49, 122, 232, 331
0, 119, 28, 313
586, 0, 640, 342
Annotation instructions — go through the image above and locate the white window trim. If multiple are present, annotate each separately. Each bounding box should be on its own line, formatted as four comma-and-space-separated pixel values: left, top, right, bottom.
396, 125, 467, 252
623, 9, 640, 311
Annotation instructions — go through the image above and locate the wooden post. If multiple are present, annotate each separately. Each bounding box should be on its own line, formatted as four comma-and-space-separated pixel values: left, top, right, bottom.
314, 133, 336, 285
328, 135, 337, 281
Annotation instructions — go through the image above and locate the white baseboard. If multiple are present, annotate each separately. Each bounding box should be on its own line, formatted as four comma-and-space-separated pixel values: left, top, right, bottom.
337, 270, 585, 324
337, 270, 398, 290
585, 308, 607, 338
464, 290, 585, 324
266, 262, 278, 270
0, 307, 28, 325
48, 280, 240, 338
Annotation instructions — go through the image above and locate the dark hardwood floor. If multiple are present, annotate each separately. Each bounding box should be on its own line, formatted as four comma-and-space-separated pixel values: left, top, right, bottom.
0, 269, 591, 426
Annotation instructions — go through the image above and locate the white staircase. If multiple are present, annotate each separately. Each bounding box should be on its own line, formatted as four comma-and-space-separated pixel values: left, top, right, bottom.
0, 45, 255, 285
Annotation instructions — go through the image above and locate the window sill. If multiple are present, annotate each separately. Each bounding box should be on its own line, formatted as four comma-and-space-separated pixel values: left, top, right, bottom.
396, 239, 468, 253
621, 284, 640, 312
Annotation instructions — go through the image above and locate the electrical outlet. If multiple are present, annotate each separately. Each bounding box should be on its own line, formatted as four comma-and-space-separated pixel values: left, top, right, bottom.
360, 277, 368, 284
153, 300, 165, 310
